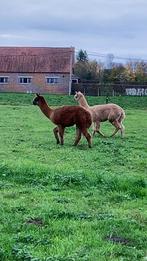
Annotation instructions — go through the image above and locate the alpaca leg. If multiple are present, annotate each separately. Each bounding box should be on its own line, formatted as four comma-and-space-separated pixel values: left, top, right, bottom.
120, 123, 125, 137
110, 120, 122, 137
118, 119, 125, 138
92, 122, 97, 137
53, 127, 60, 144
93, 122, 105, 137
58, 126, 65, 145
74, 127, 82, 146
82, 129, 92, 148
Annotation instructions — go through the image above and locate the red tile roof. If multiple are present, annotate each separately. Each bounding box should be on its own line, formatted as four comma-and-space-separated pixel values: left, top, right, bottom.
0, 47, 75, 73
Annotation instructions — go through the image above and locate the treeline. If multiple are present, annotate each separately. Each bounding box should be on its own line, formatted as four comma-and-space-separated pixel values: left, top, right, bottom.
74, 50, 147, 84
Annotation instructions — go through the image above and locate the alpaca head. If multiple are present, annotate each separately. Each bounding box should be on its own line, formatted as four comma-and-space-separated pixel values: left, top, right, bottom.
33, 93, 45, 106
74, 91, 83, 101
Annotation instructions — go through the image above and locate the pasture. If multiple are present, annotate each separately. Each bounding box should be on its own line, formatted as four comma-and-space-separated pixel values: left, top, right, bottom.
0, 93, 147, 261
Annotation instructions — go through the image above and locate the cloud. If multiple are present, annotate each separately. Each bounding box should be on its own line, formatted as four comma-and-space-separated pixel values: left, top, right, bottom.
0, 0, 147, 60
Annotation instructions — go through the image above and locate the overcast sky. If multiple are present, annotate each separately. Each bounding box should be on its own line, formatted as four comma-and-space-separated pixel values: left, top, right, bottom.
0, 0, 147, 62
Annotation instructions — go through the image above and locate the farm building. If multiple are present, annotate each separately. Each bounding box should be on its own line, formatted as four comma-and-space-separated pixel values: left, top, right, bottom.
0, 46, 75, 94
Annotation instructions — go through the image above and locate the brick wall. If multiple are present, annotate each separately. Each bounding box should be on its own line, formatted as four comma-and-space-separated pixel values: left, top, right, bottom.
0, 73, 70, 94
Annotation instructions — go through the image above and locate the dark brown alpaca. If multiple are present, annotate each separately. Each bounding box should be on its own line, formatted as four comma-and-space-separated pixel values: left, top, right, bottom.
33, 94, 92, 147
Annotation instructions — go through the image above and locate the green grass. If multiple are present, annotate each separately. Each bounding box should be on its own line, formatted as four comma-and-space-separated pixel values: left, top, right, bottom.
0, 92, 147, 109
0, 93, 147, 261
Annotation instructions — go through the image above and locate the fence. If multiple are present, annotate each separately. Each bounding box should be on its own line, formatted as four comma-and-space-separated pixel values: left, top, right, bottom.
71, 83, 147, 96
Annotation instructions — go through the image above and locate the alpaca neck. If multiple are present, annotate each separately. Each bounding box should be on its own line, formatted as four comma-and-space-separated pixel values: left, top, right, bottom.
39, 100, 53, 119
79, 95, 89, 109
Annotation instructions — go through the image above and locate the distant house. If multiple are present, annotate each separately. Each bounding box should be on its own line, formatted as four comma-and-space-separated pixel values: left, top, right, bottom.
0, 47, 75, 94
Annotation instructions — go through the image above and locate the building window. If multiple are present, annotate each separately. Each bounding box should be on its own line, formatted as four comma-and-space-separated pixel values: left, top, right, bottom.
46, 77, 59, 84
72, 79, 79, 84
0, 77, 9, 84
19, 77, 32, 84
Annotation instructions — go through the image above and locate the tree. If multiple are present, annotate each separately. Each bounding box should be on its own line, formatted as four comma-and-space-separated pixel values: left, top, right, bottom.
102, 69, 112, 83
125, 62, 136, 82
76, 50, 88, 62
135, 61, 147, 83
74, 61, 90, 80
75, 50, 104, 81
74, 59, 103, 81
108, 65, 126, 83
85, 60, 101, 81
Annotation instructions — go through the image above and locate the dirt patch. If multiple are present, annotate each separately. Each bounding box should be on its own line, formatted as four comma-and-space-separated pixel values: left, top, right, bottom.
26, 217, 44, 226
105, 235, 133, 245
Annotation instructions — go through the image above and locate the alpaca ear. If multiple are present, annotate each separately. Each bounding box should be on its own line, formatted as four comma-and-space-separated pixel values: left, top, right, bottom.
36, 93, 40, 97
75, 91, 77, 94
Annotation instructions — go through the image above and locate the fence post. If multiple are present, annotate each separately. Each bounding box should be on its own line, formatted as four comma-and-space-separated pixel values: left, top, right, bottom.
97, 87, 100, 96
106, 95, 109, 104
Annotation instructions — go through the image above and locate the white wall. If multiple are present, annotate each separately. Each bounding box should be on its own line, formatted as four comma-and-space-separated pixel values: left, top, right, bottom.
126, 88, 147, 96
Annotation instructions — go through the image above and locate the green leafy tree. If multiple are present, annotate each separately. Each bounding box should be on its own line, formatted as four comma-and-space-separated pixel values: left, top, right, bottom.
76, 50, 88, 62
102, 69, 112, 83
75, 50, 103, 81
74, 60, 103, 81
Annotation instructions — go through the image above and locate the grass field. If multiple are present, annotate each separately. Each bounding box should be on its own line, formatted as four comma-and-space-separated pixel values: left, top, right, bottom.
0, 93, 147, 261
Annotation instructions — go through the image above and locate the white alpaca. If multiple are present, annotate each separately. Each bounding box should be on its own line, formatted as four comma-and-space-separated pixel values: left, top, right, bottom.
74, 91, 125, 137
